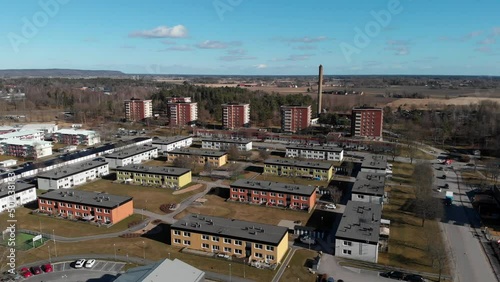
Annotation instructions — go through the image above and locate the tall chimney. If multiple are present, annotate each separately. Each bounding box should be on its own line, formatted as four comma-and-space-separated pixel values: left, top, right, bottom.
317, 64, 324, 117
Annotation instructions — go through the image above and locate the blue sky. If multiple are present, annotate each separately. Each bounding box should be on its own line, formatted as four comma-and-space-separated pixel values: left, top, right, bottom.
1, 0, 499, 75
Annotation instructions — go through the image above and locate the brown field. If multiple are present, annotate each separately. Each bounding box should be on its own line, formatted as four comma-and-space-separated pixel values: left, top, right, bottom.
386, 97, 500, 110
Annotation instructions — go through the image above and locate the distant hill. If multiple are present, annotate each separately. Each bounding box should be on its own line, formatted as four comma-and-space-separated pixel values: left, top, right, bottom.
0, 69, 127, 78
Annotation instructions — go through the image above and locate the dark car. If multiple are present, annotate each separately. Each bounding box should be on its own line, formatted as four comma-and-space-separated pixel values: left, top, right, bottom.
404, 274, 425, 282
30, 266, 42, 275
381, 271, 406, 280
443, 183, 449, 189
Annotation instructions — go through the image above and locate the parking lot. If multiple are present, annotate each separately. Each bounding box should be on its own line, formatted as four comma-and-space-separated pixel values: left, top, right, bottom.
24, 260, 125, 282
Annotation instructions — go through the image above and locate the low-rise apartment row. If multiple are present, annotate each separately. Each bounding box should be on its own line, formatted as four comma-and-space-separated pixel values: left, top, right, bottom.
115, 164, 192, 189
167, 148, 228, 167
0, 182, 37, 213
201, 138, 252, 151
152, 136, 193, 156
51, 129, 101, 146
37, 160, 110, 190
105, 145, 158, 169
285, 144, 344, 162
264, 158, 333, 181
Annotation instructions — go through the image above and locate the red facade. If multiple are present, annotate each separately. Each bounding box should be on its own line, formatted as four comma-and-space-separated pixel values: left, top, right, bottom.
229, 187, 316, 211
351, 108, 383, 139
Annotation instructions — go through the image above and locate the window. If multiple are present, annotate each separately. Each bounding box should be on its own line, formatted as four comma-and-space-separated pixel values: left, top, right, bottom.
266, 255, 275, 260
173, 230, 180, 236
67, 204, 72, 208
232, 194, 238, 198
174, 238, 181, 244
104, 209, 110, 214
235, 249, 242, 255
357, 195, 365, 199
183, 232, 191, 237
261, 191, 267, 196
96, 208, 102, 213
183, 240, 191, 246
202, 243, 209, 249
59, 203, 65, 207
224, 238, 232, 244
202, 235, 209, 240
232, 188, 238, 192
301, 197, 307, 201
255, 244, 263, 249
266, 246, 274, 251
40, 206, 45, 211
343, 241, 352, 246
255, 253, 263, 258
212, 245, 220, 251
40, 200, 45, 204
293, 195, 299, 200
224, 247, 232, 253
239, 189, 245, 193
278, 193, 284, 198
270, 192, 276, 197
234, 240, 242, 246
212, 236, 219, 242
342, 249, 352, 255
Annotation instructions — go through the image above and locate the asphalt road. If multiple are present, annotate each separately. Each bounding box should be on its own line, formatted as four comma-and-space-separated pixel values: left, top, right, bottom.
24, 260, 125, 282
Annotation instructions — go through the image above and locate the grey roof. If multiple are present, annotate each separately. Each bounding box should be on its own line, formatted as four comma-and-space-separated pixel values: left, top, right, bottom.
172, 214, 288, 246
352, 172, 386, 196
202, 138, 251, 145
115, 164, 190, 176
286, 144, 343, 153
152, 136, 192, 145
264, 158, 333, 170
105, 145, 157, 159
37, 160, 108, 180
361, 154, 387, 170
231, 179, 315, 197
169, 148, 227, 157
0, 182, 35, 199
39, 190, 132, 209
113, 258, 204, 282
335, 201, 382, 244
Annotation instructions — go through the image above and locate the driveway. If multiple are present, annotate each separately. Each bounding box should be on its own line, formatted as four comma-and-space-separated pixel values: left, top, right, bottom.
24, 260, 125, 282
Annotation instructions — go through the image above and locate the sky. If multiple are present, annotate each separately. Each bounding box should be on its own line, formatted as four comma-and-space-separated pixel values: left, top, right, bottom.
0, 0, 499, 76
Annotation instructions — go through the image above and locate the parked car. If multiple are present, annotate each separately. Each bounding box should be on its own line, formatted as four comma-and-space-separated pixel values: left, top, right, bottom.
324, 203, 337, 210
300, 235, 316, 245
74, 259, 86, 268
404, 274, 425, 282
30, 266, 42, 275
85, 259, 96, 268
19, 268, 32, 278
42, 263, 53, 273
381, 271, 406, 280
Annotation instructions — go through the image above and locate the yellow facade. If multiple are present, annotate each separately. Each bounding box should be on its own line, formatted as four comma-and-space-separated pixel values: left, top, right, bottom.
264, 163, 333, 181
116, 170, 192, 188
167, 153, 227, 168
170, 228, 288, 264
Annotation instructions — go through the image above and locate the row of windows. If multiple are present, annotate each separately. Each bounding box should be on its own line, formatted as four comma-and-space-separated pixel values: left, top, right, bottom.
172, 231, 275, 251
173, 240, 275, 260
39, 201, 110, 213
41, 207, 111, 221
118, 172, 178, 180
231, 194, 309, 202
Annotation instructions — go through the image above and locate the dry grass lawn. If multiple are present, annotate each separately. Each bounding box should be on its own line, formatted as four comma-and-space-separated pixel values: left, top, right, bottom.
0, 208, 144, 238
76, 179, 203, 214
389, 162, 415, 185
279, 249, 318, 282
174, 194, 312, 226
398, 146, 435, 160
0, 155, 21, 162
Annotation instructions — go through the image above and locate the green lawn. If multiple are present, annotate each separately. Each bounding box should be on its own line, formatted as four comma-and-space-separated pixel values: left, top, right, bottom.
77, 179, 203, 214
279, 249, 317, 282
0, 208, 145, 238
0, 232, 47, 251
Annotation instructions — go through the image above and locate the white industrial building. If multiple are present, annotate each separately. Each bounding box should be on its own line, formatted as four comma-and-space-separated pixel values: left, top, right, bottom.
0, 139, 53, 159
201, 138, 252, 151
0, 182, 37, 213
37, 160, 109, 190
152, 136, 193, 156
105, 145, 158, 169
351, 172, 386, 205
19, 123, 58, 134
0, 130, 44, 141
335, 201, 382, 263
52, 129, 101, 146
285, 145, 344, 161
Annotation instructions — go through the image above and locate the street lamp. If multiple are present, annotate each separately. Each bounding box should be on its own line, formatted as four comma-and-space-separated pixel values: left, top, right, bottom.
48, 245, 51, 263
168, 252, 171, 260
113, 244, 117, 261
229, 263, 232, 282
52, 229, 57, 257
142, 241, 146, 260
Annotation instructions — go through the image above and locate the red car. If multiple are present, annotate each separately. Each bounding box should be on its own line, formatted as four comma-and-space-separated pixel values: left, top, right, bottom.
20, 267, 32, 278
31, 266, 42, 275
42, 263, 53, 273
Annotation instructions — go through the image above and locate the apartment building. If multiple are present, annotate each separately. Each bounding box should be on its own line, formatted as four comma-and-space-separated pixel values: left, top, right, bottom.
0, 126, 17, 135
105, 145, 158, 169
115, 164, 191, 189
229, 179, 316, 211
52, 129, 101, 146
37, 160, 110, 190
361, 155, 388, 174
0, 182, 37, 213
124, 98, 153, 121
171, 214, 288, 264
264, 158, 333, 181
19, 123, 58, 134
351, 107, 384, 140
202, 138, 252, 151
221, 103, 250, 129
167, 148, 228, 168
38, 190, 133, 225
285, 145, 344, 161
152, 136, 193, 156
167, 97, 191, 103
352, 172, 386, 205
0, 139, 53, 159
0, 130, 44, 141
167, 102, 198, 126
335, 201, 382, 263
280, 105, 311, 133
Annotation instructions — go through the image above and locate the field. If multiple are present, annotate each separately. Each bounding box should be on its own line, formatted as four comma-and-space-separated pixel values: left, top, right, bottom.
279, 249, 317, 282
389, 162, 415, 185
0, 208, 144, 238
0, 232, 48, 251
174, 193, 312, 226
386, 97, 500, 110
76, 179, 204, 214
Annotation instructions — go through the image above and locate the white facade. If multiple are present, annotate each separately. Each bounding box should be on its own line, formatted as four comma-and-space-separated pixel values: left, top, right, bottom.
20, 124, 58, 134
37, 162, 110, 190
152, 137, 193, 155
105, 147, 158, 169
0, 184, 37, 213
202, 139, 252, 151
335, 239, 379, 263
0, 139, 53, 159
52, 129, 101, 146
351, 193, 384, 205
286, 146, 344, 161
0, 130, 44, 141
0, 160, 17, 167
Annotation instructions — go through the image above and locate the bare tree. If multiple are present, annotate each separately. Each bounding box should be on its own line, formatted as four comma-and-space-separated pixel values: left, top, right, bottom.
412, 162, 442, 226
426, 233, 449, 282
258, 149, 270, 161
226, 145, 240, 161
173, 156, 195, 170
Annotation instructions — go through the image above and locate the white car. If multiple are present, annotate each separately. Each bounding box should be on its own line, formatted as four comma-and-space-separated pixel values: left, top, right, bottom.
324, 203, 337, 209
74, 259, 86, 269
85, 259, 96, 268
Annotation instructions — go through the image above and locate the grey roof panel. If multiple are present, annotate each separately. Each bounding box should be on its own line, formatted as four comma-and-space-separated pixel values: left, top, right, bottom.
264, 158, 333, 170
352, 172, 386, 196
37, 160, 108, 180
335, 201, 382, 244
39, 190, 132, 209
231, 179, 315, 196
115, 164, 190, 176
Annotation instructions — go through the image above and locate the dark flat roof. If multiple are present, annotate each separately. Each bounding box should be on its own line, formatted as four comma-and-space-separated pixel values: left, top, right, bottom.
202, 138, 251, 145
105, 145, 157, 159
264, 158, 333, 170
361, 155, 387, 170
152, 136, 192, 145
335, 201, 382, 244
169, 148, 227, 157
230, 179, 315, 196
172, 214, 288, 246
286, 145, 343, 153
115, 164, 190, 176
39, 190, 132, 209
37, 160, 108, 180
0, 182, 35, 199
352, 172, 386, 196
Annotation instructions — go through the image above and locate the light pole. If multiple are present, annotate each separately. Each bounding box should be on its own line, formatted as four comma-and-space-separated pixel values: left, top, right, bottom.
48, 245, 51, 263
229, 263, 232, 282
243, 259, 246, 278
52, 229, 57, 257
39, 219, 42, 233
142, 241, 146, 260
113, 244, 117, 261
168, 252, 171, 260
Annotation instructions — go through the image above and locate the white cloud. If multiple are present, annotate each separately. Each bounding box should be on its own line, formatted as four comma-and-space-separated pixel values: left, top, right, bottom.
219, 55, 256, 62
272, 54, 312, 62
384, 40, 411, 56
129, 25, 188, 38
282, 36, 328, 43
293, 45, 317, 50
478, 38, 496, 45
255, 64, 267, 69
196, 40, 241, 49
227, 49, 246, 55
159, 45, 193, 52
